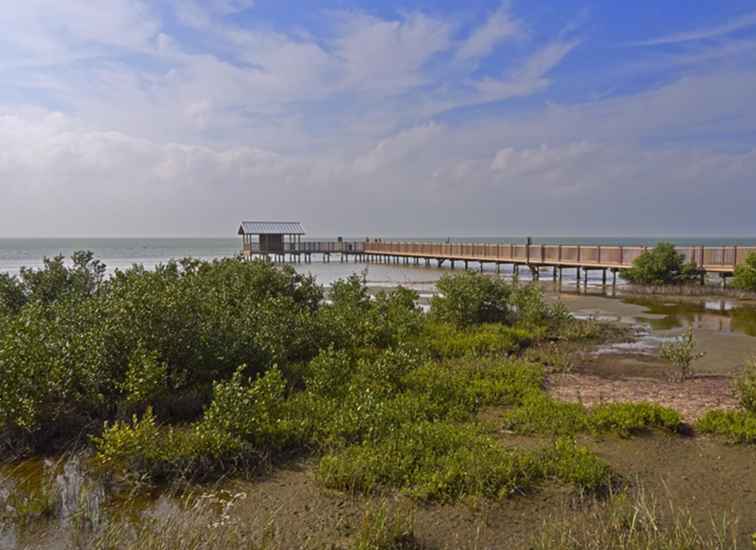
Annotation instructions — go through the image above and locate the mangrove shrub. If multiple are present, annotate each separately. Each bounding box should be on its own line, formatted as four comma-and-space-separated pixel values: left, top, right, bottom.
733, 252, 756, 291
623, 243, 701, 285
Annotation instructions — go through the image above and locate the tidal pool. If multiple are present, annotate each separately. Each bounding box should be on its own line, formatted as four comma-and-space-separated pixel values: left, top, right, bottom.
621, 296, 756, 336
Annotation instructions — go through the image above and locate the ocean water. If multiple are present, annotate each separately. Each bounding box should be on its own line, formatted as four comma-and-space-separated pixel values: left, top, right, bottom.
1, 237, 755, 287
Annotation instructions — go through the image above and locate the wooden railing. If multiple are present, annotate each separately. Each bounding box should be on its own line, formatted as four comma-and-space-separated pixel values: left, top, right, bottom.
241, 239, 754, 273
243, 241, 365, 254
360, 242, 756, 272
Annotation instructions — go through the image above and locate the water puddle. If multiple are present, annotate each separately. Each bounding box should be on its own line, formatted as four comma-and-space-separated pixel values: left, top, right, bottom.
592, 328, 678, 356
0, 454, 151, 547
622, 297, 756, 337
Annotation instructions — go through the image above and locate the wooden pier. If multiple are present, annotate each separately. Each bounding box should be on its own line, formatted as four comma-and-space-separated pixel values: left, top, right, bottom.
243, 238, 753, 281
238, 223, 753, 285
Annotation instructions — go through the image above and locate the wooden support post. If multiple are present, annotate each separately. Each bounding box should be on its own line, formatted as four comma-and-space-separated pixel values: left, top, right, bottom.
576, 267, 581, 288
451, 260, 455, 269
480, 262, 484, 273
602, 269, 607, 287
584, 268, 588, 288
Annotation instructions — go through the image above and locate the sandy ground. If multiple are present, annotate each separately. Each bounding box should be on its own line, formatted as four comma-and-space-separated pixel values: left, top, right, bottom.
547, 373, 738, 422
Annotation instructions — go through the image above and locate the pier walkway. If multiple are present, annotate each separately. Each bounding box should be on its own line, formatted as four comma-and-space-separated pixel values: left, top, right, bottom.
243, 240, 755, 283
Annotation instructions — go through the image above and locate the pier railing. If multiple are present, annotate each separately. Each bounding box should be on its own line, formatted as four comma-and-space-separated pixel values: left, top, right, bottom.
360, 242, 756, 273
243, 241, 366, 255
241, 240, 754, 273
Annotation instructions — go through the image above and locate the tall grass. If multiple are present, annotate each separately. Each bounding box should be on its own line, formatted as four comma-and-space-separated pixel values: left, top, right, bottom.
532, 486, 740, 550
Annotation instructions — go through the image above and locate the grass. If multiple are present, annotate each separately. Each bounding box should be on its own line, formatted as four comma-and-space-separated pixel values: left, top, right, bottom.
89, 490, 279, 550
695, 356, 756, 444
531, 486, 740, 550
502, 392, 683, 438
353, 502, 423, 550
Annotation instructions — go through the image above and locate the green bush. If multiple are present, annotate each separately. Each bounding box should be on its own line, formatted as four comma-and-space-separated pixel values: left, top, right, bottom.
318, 422, 611, 501
523, 343, 574, 372
405, 359, 545, 415
589, 402, 682, 436
660, 327, 704, 381
121, 346, 169, 407
0, 273, 26, 314
420, 321, 534, 359
512, 284, 566, 326
304, 346, 355, 398
94, 367, 300, 480
536, 437, 614, 493
1, 255, 325, 451
736, 357, 756, 413
3, 249, 632, 504
431, 271, 515, 327
502, 392, 682, 438
18, 251, 106, 305
0, 299, 110, 440
697, 409, 756, 444
732, 252, 756, 291
502, 392, 590, 436
623, 243, 702, 285
319, 278, 423, 351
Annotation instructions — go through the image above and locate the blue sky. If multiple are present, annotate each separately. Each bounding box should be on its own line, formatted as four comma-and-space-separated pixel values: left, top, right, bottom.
1, 0, 755, 237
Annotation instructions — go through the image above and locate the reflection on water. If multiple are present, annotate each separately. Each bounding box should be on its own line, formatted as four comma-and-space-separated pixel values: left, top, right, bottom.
0, 454, 111, 547
55, 455, 105, 529
622, 297, 756, 337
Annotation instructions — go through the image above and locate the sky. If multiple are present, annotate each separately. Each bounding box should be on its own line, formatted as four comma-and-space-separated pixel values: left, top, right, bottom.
1, 0, 755, 238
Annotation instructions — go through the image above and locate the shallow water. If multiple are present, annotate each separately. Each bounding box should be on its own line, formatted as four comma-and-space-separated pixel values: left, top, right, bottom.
622, 296, 756, 337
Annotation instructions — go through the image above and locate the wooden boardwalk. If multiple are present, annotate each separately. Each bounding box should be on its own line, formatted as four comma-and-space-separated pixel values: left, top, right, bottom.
360, 242, 754, 273
243, 240, 755, 280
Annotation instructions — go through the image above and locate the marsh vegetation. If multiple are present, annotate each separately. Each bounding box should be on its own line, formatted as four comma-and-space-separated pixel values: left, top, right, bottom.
0, 254, 754, 548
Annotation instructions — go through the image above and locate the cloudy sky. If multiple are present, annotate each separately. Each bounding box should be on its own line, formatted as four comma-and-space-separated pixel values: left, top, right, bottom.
1, 0, 755, 238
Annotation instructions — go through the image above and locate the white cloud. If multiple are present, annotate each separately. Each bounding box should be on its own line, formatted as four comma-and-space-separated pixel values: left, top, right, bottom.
174, 0, 256, 29
455, 5, 522, 62
0, 3, 755, 237
332, 11, 453, 95
630, 11, 756, 46
491, 142, 595, 177
353, 123, 443, 174
0, 0, 159, 68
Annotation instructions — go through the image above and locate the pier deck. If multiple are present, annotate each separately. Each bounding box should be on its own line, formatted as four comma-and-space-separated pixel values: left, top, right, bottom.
243, 241, 755, 278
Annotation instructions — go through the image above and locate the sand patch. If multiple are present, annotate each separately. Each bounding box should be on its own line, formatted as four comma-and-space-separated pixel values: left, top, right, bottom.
547, 372, 739, 422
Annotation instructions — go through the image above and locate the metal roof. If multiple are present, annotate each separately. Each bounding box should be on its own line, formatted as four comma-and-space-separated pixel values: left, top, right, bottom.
238, 221, 306, 235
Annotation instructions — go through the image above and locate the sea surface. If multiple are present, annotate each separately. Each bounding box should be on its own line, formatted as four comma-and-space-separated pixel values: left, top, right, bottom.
1, 237, 755, 287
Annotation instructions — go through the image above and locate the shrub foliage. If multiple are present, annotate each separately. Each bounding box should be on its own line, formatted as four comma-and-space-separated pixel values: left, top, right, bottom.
0, 256, 676, 502
732, 251, 756, 292
623, 242, 702, 285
